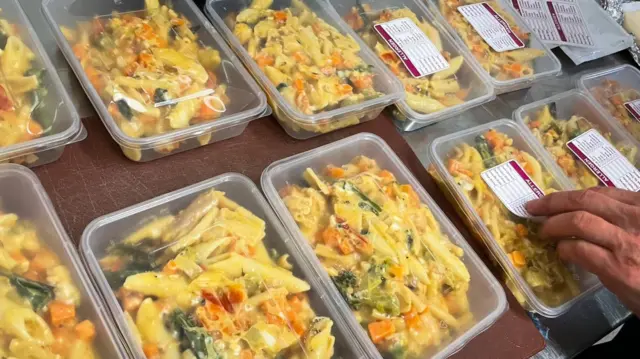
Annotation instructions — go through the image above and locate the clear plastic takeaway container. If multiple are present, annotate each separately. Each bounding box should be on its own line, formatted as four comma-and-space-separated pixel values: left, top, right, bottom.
578, 64, 640, 143
42, 0, 269, 162
0, 0, 85, 167
427, 120, 601, 317
261, 133, 507, 359
515, 90, 640, 189
0, 164, 126, 358
80, 173, 368, 359
205, 0, 405, 139
428, 0, 561, 94
327, 0, 495, 131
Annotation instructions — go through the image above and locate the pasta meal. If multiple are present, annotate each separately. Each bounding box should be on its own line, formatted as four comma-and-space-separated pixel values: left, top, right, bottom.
280, 156, 473, 358
99, 190, 335, 359
439, 0, 545, 81
524, 104, 638, 189
587, 79, 640, 142
61, 0, 229, 157
0, 10, 50, 165
344, 5, 471, 114
228, 0, 383, 118
0, 211, 99, 358
441, 129, 580, 306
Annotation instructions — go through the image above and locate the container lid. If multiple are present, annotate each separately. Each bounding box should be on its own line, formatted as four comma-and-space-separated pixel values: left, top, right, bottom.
205, 0, 405, 126
428, 120, 601, 317
514, 90, 639, 189
327, 0, 495, 126
430, 0, 561, 93
578, 64, 640, 144
0, 164, 127, 358
262, 133, 507, 359
0, 0, 83, 163
42, 0, 268, 150
80, 173, 368, 359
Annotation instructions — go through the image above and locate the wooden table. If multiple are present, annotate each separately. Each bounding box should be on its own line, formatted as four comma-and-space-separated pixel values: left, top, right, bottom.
33, 113, 545, 359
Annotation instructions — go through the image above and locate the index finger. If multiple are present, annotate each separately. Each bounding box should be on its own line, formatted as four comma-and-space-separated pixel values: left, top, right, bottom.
525, 189, 633, 227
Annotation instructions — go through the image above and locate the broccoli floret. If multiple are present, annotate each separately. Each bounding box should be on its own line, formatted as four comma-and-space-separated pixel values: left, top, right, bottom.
333, 270, 362, 309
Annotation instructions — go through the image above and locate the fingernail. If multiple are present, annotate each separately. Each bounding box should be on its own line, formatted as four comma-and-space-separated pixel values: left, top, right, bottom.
525, 200, 540, 212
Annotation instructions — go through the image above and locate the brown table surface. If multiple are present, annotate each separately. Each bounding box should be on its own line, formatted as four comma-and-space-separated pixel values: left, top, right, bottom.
33, 114, 545, 359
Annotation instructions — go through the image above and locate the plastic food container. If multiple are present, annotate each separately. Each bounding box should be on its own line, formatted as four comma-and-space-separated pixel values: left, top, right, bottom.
262, 133, 507, 359
0, 0, 85, 167
327, 0, 495, 131
80, 173, 368, 359
0, 164, 126, 358
578, 64, 640, 143
429, 0, 561, 94
205, 0, 405, 139
42, 0, 269, 162
427, 120, 601, 317
515, 90, 639, 189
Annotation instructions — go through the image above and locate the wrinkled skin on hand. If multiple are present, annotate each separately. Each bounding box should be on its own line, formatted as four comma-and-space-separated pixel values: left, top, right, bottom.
526, 187, 640, 315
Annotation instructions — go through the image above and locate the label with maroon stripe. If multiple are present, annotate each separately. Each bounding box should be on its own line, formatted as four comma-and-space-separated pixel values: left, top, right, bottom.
481, 160, 545, 218
566, 129, 640, 191
624, 99, 640, 122
457, 2, 525, 52
509, 0, 593, 47
373, 18, 449, 78
545, 0, 593, 47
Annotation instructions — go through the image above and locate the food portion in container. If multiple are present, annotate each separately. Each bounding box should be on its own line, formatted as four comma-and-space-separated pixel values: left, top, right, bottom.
280, 156, 473, 358
587, 79, 640, 142
0, 212, 100, 358
99, 190, 335, 359
61, 0, 229, 154
524, 105, 639, 189
443, 130, 579, 307
0, 11, 52, 165
343, 5, 471, 115
227, 0, 383, 116
437, 0, 544, 81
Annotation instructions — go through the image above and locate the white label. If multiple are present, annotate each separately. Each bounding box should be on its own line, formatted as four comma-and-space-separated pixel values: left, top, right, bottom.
510, 0, 594, 47
566, 129, 640, 191
373, 18, 449, 78
457, 2, 525, 52
481, 160, 545, 218
624, 99, 640, 122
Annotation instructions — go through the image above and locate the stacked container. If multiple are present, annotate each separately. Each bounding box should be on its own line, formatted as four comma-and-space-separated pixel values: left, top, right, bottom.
262, 133, 508, 358
0, 164, 127, 358
80, 173, 370, 359
427, 120, 602, 317
578, 64, 640, 144
326, 0, 495, 131
42, 0, 270, 162
0, 0, 85, 167
427, 0, 562, 94
205, 0, 405, 139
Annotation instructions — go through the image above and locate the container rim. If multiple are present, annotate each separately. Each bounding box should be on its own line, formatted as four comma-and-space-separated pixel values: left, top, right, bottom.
0, 0, 82, 162
0, 163, 128, 358
261, 132, 508, 359
204, 0, 406, 126
428, 119, 602, 317
41, 0, 269, 150
80, 172, 369, 359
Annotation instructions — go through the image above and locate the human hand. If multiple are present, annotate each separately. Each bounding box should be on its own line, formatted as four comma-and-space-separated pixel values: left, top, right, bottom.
526, 187, 640, 315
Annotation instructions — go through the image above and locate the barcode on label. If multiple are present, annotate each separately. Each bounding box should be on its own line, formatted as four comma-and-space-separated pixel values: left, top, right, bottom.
481, 160, 545, 218
566, 129, 640, 191
457, 2, 525, 52
374, 18, 449, 78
